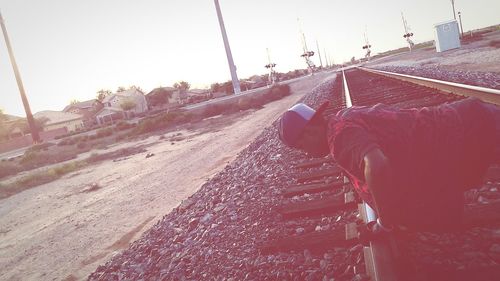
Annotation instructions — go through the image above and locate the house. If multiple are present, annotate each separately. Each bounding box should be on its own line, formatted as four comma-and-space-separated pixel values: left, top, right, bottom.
95, 107, 126, 125
146, 87, 181, 109
33, 110, 84, 132
102, 88, 148, 114
185, 89, 211, 104
63, 99, 103, 127
96, 88, 148, 125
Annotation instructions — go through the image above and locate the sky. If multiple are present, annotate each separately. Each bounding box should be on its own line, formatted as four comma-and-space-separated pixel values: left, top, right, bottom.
0, 0, 499, 117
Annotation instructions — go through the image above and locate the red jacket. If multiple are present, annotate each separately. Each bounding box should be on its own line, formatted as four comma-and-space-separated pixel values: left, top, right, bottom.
327, 98, 497, 227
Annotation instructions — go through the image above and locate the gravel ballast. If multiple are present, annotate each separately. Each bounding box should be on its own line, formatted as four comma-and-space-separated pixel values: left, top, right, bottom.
88, 76, 371, 281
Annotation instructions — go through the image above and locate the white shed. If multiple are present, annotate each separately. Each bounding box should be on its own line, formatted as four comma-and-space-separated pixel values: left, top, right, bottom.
434, 20, 461, 52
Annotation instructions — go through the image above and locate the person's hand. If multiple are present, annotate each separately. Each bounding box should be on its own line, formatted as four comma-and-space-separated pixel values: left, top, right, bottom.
358, 218, 393, 245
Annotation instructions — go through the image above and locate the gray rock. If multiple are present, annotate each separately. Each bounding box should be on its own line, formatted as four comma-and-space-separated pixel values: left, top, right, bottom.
188, 218, 199, 232
200, 213, 213, 223
214, 204, 226, 212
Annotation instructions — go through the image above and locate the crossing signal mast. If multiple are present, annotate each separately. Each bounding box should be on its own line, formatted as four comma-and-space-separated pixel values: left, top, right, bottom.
362, 29, 371, 61
401, 12, 415, 51
264, 48, 277, 85
298, 18, 315, 74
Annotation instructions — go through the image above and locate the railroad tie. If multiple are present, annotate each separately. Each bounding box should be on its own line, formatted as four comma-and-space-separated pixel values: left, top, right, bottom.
282, 180, 347, 198
278, 192, 356, 219
296, 167, 342, 183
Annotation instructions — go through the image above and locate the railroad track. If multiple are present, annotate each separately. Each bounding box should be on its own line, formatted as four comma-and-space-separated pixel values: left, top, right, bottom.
263, 67, 500, 281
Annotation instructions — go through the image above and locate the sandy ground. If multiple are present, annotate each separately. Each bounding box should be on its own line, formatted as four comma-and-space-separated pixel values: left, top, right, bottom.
0, 72, 335, 281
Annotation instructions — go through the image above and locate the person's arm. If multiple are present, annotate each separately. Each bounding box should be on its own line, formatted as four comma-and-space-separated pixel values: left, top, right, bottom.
363, 147, 395, 227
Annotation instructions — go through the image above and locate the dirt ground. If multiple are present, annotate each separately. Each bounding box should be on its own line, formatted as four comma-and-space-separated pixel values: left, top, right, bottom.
0, 72, 335, 281
367, 28, 500, 73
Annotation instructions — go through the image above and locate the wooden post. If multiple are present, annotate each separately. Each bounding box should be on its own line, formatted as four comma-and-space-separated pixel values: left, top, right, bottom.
0, 11, 40, 143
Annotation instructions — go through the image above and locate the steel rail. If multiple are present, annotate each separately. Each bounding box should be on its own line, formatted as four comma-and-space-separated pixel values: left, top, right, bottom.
341, 70, 400, 281
358, 67, 500, 105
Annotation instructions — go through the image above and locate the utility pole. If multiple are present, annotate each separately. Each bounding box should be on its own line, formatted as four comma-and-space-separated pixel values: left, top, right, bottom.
323, 48, 329, 68
316, 40, 323, 68
451, 0, 457, 20
213, 0, 240, 94
458, 11, 464, 38
0, 11, 40, 143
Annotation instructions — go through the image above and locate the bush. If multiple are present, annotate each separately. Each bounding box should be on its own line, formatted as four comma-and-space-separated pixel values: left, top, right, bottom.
268, 84, 291, 100
115, 121, 135, 131
0, 162, 20, 179
19, 150, 77, 169
132, 119, 160, 135
488, 40, 500, 48
76, 141, 86, 149
202, 104, 227, 117
235, 98, 262, 112
20, 151, 39, 166
95, 127, 114, 138
115, 134, 126, 142
27, 142, 54, 153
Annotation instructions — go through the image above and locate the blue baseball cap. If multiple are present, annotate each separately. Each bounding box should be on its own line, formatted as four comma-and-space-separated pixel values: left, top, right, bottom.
278, 101, 329, 147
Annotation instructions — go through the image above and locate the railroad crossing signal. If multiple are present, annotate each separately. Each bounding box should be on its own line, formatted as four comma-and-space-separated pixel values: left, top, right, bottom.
265, 63, 276, 68
401, 12, 415, 51
301, 51, 314, 58
362, 44, 371, 49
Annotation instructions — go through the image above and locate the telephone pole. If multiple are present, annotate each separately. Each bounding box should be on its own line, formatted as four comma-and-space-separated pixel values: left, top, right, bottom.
451, 0, 457, 20
316, 40, 323, 68
458, 11, 464, 38
0, 11, 40, 143
214, 0, 241, 94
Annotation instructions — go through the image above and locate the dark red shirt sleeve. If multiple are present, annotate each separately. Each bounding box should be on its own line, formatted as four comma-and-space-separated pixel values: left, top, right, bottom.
329, 123, 380, 181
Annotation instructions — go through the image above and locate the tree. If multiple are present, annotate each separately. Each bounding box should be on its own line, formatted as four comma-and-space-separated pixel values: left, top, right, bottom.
120, 99, 136, 111
120, 99, 136, 119
128, 85, 144, 93
173, 81, 190, 91
116, 86, 126, 92
147, 88, 173, 107
96, 89, 112, 102
34, 117, 49, 132
222, 81, 234, 94
210, 82, 221, 93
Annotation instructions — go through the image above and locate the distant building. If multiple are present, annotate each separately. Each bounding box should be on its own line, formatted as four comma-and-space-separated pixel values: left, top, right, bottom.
33, 110, 84, 132
146, 87, 181, 109
95, 107, 126, 125
63, 99, 103, 127
96, 88, 148, 125
184, 89, 211, 104
102, 88, 148, 113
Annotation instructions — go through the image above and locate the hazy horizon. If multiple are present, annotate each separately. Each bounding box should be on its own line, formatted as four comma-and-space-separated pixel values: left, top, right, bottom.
1, 0, 499, 117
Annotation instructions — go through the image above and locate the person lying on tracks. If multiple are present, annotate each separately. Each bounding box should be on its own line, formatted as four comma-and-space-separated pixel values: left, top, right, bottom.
278, 97, 499, 232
